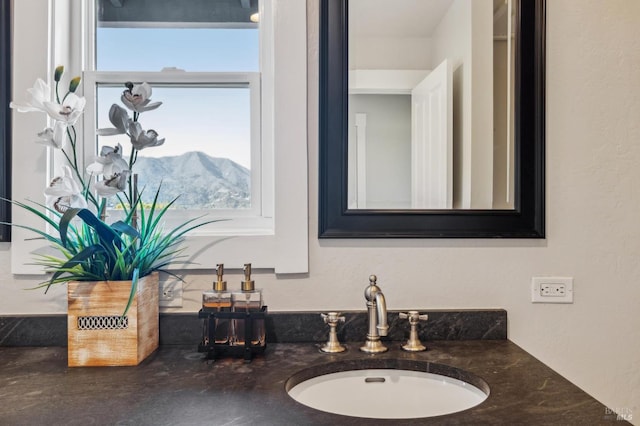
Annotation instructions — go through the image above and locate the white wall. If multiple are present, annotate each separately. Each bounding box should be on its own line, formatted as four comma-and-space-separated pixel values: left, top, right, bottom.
350, 36, 432, 71
348, 94, 412, 208
432, 0, 494, 209
1, 0, 639, 421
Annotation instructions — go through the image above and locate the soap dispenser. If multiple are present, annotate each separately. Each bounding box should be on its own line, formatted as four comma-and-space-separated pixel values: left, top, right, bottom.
202, 264, 232, 344
230, 263, 265, 346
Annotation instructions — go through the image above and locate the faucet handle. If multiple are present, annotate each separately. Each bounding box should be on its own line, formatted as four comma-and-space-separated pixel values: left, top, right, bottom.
399, 311, 428, 352
398, 311, 429, 324
320, 312, 346, 353
321, 312, 345, 324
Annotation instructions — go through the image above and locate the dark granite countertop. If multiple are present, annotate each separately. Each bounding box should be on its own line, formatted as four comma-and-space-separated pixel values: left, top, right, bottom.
0, 340, 626, 425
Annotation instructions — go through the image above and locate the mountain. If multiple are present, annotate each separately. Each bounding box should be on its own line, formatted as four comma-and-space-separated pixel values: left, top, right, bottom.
132, 151, 250, 209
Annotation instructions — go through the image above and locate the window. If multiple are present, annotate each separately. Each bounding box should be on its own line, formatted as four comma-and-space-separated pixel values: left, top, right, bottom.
10, 0, 307, 273
86, 0, 269, 232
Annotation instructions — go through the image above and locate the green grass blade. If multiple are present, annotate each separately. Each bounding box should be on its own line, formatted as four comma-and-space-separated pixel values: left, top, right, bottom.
122, 268, 139, 319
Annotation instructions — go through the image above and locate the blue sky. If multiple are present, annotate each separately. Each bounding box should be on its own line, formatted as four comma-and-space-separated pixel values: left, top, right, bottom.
97, 28, 259, 72
96, 27, 259, 168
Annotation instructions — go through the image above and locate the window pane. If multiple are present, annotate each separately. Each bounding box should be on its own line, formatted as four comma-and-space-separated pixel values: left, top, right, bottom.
96, 85, 252, 210
96, 28, 259, 72
96, 0, 259, 72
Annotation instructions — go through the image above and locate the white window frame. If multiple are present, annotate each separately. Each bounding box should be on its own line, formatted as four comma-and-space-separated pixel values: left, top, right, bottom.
11, 0, 308, 274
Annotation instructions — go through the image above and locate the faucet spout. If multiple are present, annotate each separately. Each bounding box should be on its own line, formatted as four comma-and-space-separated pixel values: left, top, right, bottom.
360, 275, 389, 353
375, 291, 388, 336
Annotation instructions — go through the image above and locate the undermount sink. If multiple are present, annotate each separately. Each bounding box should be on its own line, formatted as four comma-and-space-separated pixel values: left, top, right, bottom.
286, 360, 489, 420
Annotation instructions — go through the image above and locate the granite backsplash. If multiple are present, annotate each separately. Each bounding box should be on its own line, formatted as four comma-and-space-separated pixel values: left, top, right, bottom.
0, 309, 506, 346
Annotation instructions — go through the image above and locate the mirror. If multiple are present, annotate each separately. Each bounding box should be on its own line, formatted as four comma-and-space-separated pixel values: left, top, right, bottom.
0, 0, 10, 242
348, 0, 516, 210
319, 0, 545, 238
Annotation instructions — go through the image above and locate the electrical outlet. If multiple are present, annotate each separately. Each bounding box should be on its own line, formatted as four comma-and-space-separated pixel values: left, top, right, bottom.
159, 280, 183, 308
531, 277, 573, 303
540, 283, 566, 297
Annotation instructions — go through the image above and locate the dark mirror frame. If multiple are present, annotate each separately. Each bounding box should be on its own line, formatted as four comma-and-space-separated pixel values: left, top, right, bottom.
319, 0, 545, 238
0, 0, 11, 242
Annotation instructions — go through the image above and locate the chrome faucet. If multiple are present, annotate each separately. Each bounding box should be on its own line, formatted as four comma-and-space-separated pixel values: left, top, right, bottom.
360, 275, 389, 353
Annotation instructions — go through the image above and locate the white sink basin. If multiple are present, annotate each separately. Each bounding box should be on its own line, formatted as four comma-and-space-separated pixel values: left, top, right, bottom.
286, 362, 489, 419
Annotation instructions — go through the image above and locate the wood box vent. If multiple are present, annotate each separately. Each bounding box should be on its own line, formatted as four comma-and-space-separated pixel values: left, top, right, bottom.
77, 316, 129, 330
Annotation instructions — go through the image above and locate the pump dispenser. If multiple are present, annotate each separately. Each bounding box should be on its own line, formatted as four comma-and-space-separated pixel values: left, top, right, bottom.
231, 263, 265, 346
202, 264, 231, 344
241, 263, 255, 291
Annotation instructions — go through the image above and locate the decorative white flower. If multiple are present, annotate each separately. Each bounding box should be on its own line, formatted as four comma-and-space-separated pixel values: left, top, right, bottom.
44, 166, 88, 213
9, 78, 51, 113
121, 82, 162, 113
95, 170, 131, 197
35, 122, 67, 149
97, 104, 132, 136
86, 143, 130, 177
42, 93, 86, 126
12, 72, 167, 210
129, 122, 165, 150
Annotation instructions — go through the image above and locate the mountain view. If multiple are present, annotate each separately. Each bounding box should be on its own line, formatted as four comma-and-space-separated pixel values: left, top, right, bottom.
130, 151, 250, 209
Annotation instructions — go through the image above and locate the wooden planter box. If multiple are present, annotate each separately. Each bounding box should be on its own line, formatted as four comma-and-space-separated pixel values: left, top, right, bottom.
67, 272, 159, 367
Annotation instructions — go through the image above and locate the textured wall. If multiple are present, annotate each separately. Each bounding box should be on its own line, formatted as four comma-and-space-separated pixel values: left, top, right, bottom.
1, 0, 639, 421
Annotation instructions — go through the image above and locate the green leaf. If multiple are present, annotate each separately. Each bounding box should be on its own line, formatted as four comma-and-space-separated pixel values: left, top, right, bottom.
122, 268, 139, 319
1, 197, 62, 231
111, 220, 140, 239
59, 208, 83, 248
76, 209, 122, 248
45, 245, 107, 293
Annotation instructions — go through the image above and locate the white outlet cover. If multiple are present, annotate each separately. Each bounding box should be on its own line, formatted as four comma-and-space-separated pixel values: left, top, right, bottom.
159, 280, 183, 308
531, 277, 574, 304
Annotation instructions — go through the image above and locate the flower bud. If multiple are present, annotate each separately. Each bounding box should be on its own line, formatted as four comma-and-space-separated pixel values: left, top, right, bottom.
69, 76, 81, 93
54, 65, 64, 82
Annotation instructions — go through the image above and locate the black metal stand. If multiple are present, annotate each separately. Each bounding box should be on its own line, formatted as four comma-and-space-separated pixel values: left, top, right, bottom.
198, 306, 267, 362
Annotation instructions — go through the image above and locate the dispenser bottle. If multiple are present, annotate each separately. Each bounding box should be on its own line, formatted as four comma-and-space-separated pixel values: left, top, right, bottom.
202, 264, 231, 344
231, 263, 265, 346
